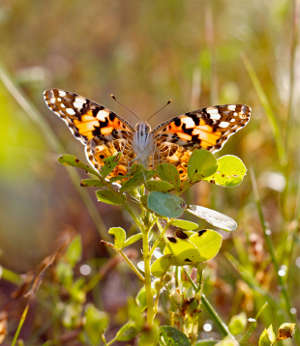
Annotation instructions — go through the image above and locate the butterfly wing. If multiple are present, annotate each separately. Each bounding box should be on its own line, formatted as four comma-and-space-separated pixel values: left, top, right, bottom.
152, 104, 251, 180
43, 88, 135, 176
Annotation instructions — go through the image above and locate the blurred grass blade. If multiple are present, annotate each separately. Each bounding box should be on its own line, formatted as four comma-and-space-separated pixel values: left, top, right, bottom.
242, 55, 285, 165
0, 64, 110, 241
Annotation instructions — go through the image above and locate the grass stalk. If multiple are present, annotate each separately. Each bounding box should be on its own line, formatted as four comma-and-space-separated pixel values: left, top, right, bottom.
11, 303, 29, 346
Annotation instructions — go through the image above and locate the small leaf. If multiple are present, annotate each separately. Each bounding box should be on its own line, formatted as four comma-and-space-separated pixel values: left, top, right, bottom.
159, 326, 191, 346
100, 153, 121, 178
157, 163, 180, 189
195, 341, 218, 346
146, 180, 175, 192
229, 312, 247, 335
164, 229, 222, 265
65, 235, 82, 267
115, 321, 139, 342
124, 233, 143, 247
108, 227, 126, 249
148, 192, 186, 218
203, 155, 247, 187
170, 219, 199, 230
277, 322, 296, 340
80, 179, 105, 187
188, 149, 217, 182
187, 205, 237, 232
259, 325, 276, 346
151, 255, 172, 277
58, 154, 99, 176
96, 189, 124, 205
84, 304, 109, 345
215, 336, 239, 346
121, 170, 144, 192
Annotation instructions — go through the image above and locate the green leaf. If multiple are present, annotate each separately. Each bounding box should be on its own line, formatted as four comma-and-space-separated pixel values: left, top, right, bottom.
187, 205, 237, 232
146, 180, 175, 192
170, 219, 198, 230
65, 235, 82, 267
124, 233, 143, 247
188, 149, 217, 182
100, 153, 121, 178
96, 189, 124, 205
195, 341, 218, 346
84, 304, 109, 345
136, 286, 147, 310
58, 154, 99, 177
121, 170, 144, 192
108, 227, 126, 249
157, 163, 180, 189
159, 326, 191, 346
229, 312, 247, 335
80, 178, 105, 187
164, 229, 222, 265
151, 255, 172, 277
215, 336, 239, 346
148, 192, 186, 218
203, 155, 247, 187
115, 321, 139, 342
259, 325, 276, 346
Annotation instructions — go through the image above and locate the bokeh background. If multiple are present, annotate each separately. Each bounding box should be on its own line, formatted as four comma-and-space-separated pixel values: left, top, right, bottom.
0, 0, 299, 344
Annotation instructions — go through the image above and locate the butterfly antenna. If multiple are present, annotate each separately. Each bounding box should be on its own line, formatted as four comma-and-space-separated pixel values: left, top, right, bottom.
110, 94, 140, 121
146, 99, 172, 122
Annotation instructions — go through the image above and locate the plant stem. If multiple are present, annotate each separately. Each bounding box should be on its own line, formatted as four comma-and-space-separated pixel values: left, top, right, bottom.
118, 249, 145, 282
142, 223, 155, 326
11, 303, 29, 346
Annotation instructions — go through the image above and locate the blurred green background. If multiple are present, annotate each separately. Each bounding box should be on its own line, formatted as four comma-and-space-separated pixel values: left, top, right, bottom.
0, 0, 299, 334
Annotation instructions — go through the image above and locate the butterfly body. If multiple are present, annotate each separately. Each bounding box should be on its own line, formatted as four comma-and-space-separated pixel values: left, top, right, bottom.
43, 88, 251, 180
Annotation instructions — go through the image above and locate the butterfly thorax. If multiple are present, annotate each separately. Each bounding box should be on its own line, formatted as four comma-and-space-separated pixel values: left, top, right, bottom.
132, 121, 154, 167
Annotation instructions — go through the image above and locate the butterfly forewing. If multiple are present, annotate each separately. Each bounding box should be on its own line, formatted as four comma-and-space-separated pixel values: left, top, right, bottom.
43, 88, 135, 176
152, 104, 251, 180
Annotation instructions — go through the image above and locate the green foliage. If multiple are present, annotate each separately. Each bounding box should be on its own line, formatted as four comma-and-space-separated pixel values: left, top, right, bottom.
84, 304, 109, 345
58, 154, 99, 177
157, 163, 180, 190
169, 219, 199, 230
147, 192, 186, 218
159, 326, 191, 346
188, 149, 218, 182
228, 312, 247, 335
96, 189, 124, 205
259, 325, 276, 346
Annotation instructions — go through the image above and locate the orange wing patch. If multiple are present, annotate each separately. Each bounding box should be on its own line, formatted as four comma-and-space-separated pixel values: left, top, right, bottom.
43, 88, 135, 177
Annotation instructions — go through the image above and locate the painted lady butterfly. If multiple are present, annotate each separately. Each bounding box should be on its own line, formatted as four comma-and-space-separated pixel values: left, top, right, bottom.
43, 88, 251, 180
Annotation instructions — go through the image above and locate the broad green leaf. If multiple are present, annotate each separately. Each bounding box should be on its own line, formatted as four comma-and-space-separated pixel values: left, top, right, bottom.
277, 322, 296, 340
157, 163, 180, 189
229, 312, 247, 335
136, 286, 147, 310
115, 321, 139, 342
164, 229, 222, 265
80, 178, 105, 187
203, 155, 247, 187
259, 325, 276, 346
187, 205, 237, 232
148, 192, 186, 218
100, 153, 121, 178
65, 235, 82, 267
159, 326, 191, 346
151, 255, 172, 277
188, 149, 217, 182
146, 180, 175, 192
124, 233, 143, 247
170, 219, 198, 230
58, 154, 99, 176
84, 304, 109, 345
108, 227, 126, 249
121, 171, 144, 192
96, 189, 124, 205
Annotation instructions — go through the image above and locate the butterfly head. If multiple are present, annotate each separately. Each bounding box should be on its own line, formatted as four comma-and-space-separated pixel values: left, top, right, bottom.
133, 121, 154, 166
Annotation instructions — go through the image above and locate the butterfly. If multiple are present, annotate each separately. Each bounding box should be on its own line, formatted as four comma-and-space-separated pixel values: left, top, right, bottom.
43, 88, 251, 180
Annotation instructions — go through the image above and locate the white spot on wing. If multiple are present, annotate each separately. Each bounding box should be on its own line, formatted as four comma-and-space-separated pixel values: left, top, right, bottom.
228, 105, 236, 111
219, 121, 230, 128
58, 90, 66, 97
182, 116, 195, 128
96, 110, 109, 121
50, 97, 56, 104
73, 96, 86, 110
66, 108, 76, 115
